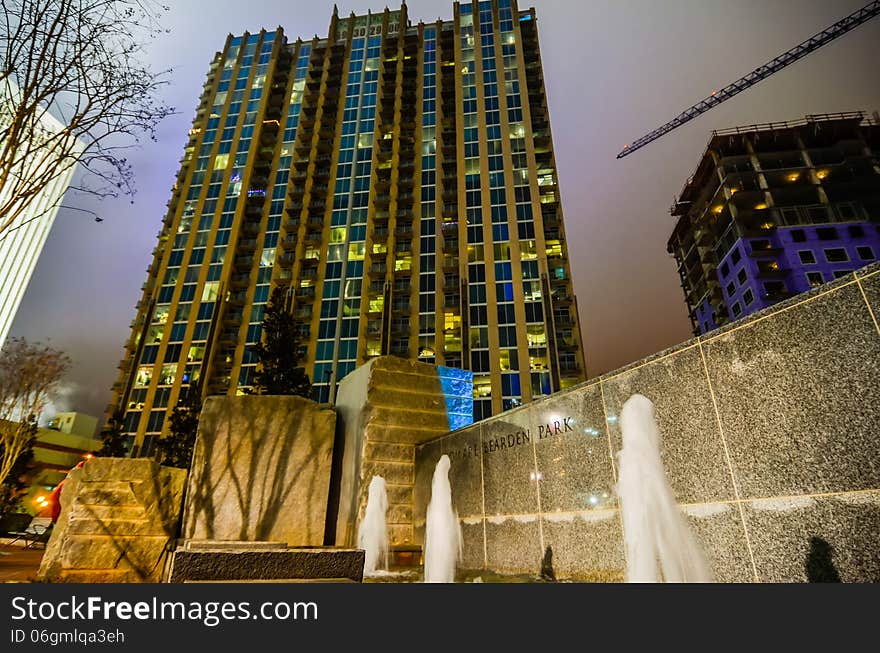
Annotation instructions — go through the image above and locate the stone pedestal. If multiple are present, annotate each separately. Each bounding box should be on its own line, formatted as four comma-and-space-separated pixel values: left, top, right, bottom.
333, 357, 473, 550
38, 458, 186, 583
182, 395, 336, 546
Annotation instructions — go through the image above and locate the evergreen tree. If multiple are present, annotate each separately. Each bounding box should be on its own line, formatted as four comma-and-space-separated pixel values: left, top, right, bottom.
153, 383, 201, 470
97, 410, 129, 457
0, 421, 35, 515
250, 286, 312, 397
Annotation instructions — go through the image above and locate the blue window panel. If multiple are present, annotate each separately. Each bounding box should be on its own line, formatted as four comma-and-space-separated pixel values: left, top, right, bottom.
502, 374, 521, 397
192, 322, 210, 341
316, 341, 335, 361
179, 285, 197, 302
169, 323, 187, 342
197, 303, 215, 320
141, 345, 159, 364
158, 286, 175, 303
318, 320, 337, 339
496, 283, 514, 303
495, 262, 513, 281
341, 319, 359, 338
253, 285, 270, 303
498, 326, 517, 347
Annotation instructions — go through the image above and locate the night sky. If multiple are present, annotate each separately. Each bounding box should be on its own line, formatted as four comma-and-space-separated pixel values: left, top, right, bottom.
9, 0, 880, 422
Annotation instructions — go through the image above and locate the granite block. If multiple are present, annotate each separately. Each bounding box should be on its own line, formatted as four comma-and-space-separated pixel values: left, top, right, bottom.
39, 458, 186, 583
602, 344, 734, 504
741, 491, 880, 582
540, 510, 624, 581
702, 281, 880, 498
459, 519, 486, 571
680, 502, 754, 583
478, 407, 542, 516
855, 266, 880, 335
442, 426, 484, 518
168, 547, 366, 583
183, 395, 335, 546
484, 517, 543, 575
412, 438, 443, 539
531, 383, 616, 513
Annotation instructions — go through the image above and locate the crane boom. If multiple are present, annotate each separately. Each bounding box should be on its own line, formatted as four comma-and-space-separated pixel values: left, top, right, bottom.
616, 0, 880, 159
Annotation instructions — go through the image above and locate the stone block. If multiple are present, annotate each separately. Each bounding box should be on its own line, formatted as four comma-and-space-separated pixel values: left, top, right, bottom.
702, 280, 880, 499
167, 546, 365, 583
39, 458, 186, 583
182, 395, 336, 546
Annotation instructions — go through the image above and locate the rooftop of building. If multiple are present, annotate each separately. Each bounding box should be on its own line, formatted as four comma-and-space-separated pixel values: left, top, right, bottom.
666, 110, 880, 248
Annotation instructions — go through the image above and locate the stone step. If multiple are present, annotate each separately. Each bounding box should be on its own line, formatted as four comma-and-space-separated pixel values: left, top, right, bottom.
364, 441, 414, 462
363, 422, 451, 445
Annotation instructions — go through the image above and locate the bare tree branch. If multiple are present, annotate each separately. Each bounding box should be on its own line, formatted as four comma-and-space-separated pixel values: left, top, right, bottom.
0, 0, 174, 235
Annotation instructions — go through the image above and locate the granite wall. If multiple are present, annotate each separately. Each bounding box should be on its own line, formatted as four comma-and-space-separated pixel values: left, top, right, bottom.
182, 395, 336, 546
414, 262, 880, 582
39, 458, 186, 583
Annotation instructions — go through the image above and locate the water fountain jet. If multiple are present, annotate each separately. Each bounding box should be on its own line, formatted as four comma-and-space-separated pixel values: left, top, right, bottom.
617, 394, 712, 583
357, 475, 389, 575
424, 455, 461, 583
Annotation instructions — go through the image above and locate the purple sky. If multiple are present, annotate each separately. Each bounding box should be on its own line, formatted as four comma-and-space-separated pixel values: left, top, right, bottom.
10, 0, 880, 421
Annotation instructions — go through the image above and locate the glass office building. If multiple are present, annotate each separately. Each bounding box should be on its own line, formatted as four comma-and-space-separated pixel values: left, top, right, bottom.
111, 0, 585, 455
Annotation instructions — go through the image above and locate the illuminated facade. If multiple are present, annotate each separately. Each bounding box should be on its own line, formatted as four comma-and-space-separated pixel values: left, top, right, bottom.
111, 0, 585, 455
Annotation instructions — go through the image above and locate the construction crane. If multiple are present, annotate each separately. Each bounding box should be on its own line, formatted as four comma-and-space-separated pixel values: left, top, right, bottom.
616, 0, 880, 159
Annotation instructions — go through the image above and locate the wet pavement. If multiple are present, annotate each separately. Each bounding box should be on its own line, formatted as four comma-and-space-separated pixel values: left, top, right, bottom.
0, 545, 44, 582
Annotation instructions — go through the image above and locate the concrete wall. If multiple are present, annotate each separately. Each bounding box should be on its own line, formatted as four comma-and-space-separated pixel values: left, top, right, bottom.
414, 262, 880, 582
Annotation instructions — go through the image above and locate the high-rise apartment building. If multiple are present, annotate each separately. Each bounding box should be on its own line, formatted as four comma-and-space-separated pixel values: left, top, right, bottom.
112, 0, 585, 455
668, 112, 880, 335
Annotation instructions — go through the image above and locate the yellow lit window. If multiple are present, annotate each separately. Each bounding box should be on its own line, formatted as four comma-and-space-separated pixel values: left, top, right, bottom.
213, 154, 229, 170
521, 240, 538, 260
201, 281, 220, 302
135, 366, 153, 386
473, 376, 492, 398
260, 248, 275, 267
369, 296, 384, 313
160, 364, 177, 386
545, 240, 563, 258
468, 244, 484, 262
372, 242, 387, 254
395, 258, 412, 271
527, 325, 547, 347
153, 305, 170, 324
305, 248, 321, 260
147, 326, 164, 343
348, 242, 365, 261
330, 227, 347, 243
366, 339, 382, 356
187, 345, 205, 362
529, 352, 549, 371
499, 349, 518, 371
494, 243, 511, 261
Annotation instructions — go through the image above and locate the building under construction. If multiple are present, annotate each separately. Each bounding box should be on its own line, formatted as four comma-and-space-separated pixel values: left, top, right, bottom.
668, 111, 880, 334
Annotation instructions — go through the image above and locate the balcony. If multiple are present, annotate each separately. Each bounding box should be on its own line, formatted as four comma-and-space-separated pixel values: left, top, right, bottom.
295, 286, 316, 300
